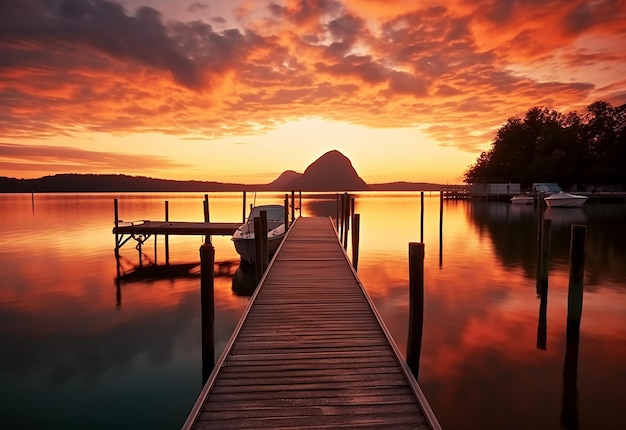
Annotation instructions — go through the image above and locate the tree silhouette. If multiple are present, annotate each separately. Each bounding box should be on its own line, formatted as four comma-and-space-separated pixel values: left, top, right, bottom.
465, 101, 626, 188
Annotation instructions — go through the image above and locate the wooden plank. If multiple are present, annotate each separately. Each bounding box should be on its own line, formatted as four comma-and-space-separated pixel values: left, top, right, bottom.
184, 217, 440, 430
112, 221, 240, 236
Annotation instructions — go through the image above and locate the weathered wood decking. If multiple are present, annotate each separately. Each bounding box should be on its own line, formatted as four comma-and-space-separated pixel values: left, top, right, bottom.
113, 220, 241, 236
183, 216, 441, 430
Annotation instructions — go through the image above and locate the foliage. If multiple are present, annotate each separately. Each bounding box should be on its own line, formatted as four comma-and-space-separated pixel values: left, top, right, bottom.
464, 101, 626, 187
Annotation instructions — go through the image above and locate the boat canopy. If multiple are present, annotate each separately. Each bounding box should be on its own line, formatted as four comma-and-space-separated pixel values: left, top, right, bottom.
532, 183, 562, 193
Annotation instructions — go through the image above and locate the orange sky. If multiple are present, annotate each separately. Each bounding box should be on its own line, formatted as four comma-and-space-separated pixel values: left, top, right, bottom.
1, 0, 624, 184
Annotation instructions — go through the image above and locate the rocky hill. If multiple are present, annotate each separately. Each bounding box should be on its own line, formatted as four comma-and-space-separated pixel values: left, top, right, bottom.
272, 150, 369, 191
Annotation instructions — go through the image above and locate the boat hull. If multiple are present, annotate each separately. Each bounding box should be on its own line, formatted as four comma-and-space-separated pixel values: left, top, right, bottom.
544, 193, 588, 208
232, 230, 284, 264
511, 195, 534, 205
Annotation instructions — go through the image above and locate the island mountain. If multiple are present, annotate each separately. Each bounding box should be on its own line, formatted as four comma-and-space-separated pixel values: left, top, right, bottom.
267, 150, 369, 191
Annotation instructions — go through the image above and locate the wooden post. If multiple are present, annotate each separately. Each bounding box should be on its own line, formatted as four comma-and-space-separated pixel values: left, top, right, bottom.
242, 191, 247, 223
567, 225, 586, 330
351, 214, 360, 270
254, 217, 263, 282
438, 191, 443, 266
203, 194, 211, 244
291, 190, 295, 221
200, 242, 215, 384
343, 193, 350, 250
535, 199, 545, 294
561, 225, 585, 429
114, 198, 120, 255
420, 191, 424, 243
284, 195, 289, 230
339, 193, 345, 242
154, 234, 157, 265
536, 218, 551, 350
407, 242, 425, 379
165, 200, 170, 266
540, 219, 552, 296
336, 193, 340, 231
260, 210, 269, 272
114, 198, 121, 278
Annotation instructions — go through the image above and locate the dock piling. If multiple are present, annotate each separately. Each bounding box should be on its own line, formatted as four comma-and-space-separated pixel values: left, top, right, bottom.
165, 201, 170, 265
407, 242, 425, 379
561, 225, 586, 429
420, 191, 424, 243
200, 242, 215, 384
351, 213, 360, 270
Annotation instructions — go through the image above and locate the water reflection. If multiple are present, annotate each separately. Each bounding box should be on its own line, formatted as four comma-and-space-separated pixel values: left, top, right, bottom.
1, 193, 625, 430
231, 261, 258, 297
467, 200, 626, 289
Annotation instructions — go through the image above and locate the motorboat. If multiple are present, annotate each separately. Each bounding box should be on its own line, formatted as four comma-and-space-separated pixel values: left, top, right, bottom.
544, 192, 588, 208
232, 204, 287, 264
510, 194, 534, 205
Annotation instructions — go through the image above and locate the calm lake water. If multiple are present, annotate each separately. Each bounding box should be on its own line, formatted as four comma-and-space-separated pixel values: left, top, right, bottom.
1, 192, 625, 429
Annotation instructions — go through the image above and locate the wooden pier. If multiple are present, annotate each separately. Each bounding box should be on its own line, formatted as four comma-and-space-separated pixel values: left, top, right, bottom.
183, 216, 441, 430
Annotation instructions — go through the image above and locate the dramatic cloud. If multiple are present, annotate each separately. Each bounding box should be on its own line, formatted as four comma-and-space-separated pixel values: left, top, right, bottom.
0, 142, 189, 174
0, 0, 624, 155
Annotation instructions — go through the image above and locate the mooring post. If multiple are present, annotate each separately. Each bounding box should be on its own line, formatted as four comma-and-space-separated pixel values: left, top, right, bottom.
535, 199, 545, 294
540, 219, 552, 296
165, 200, 170, 266
407, 242, 425, 379
114, 198, 120, 252
567, 225, 586, 332
561, 225, 586, 429
114, 198, 121, 278
299, 190, 302, 216
254, 217, 263, 283
420, 191, 424, 243
154, 234, 158, 265
536, 219, 551, 350
204, 194, 211, 243
200, 242, 215, 384
242, 191, 246, 223
351, 213, 360, 270
343, 193, 350, 250
284, 195, 289, 230
438, 191, 443, 266
291, 190, 295, 221
336, 193, 340, 231
339, 193, 345, 242
260, 210, 269, 272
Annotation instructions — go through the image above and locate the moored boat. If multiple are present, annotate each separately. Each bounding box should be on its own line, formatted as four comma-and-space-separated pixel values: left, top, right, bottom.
544, 192, 588, 208
231, 204, 287, 264
510, 194, 534, 205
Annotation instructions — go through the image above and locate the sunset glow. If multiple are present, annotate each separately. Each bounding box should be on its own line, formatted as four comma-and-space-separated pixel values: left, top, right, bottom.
1, 0, 625, 184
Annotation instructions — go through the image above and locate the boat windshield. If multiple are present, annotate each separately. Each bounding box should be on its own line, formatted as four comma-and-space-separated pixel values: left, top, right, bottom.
533, 183, 562, 193
247, 205, 285, 222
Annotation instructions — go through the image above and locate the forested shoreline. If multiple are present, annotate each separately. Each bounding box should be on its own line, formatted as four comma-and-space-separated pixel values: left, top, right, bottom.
464, 101, 625, 188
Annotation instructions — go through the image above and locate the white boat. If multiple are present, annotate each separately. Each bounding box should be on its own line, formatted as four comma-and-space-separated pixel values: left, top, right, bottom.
544, 192, 588, 208
510, 195, 534, 205
232, 204, 287, 264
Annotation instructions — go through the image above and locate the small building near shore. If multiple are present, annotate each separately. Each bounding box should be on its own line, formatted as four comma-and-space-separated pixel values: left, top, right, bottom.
470, 183, 520, 198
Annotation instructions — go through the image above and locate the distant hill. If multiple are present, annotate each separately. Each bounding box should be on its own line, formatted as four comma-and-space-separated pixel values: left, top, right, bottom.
265, 170, 302, 189
0, 151, 442, 192
279, 150, 369, 191
0, 174, 246, 193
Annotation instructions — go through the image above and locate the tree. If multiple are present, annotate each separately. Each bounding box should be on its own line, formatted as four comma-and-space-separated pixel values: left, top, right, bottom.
464, 101, 625, 188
